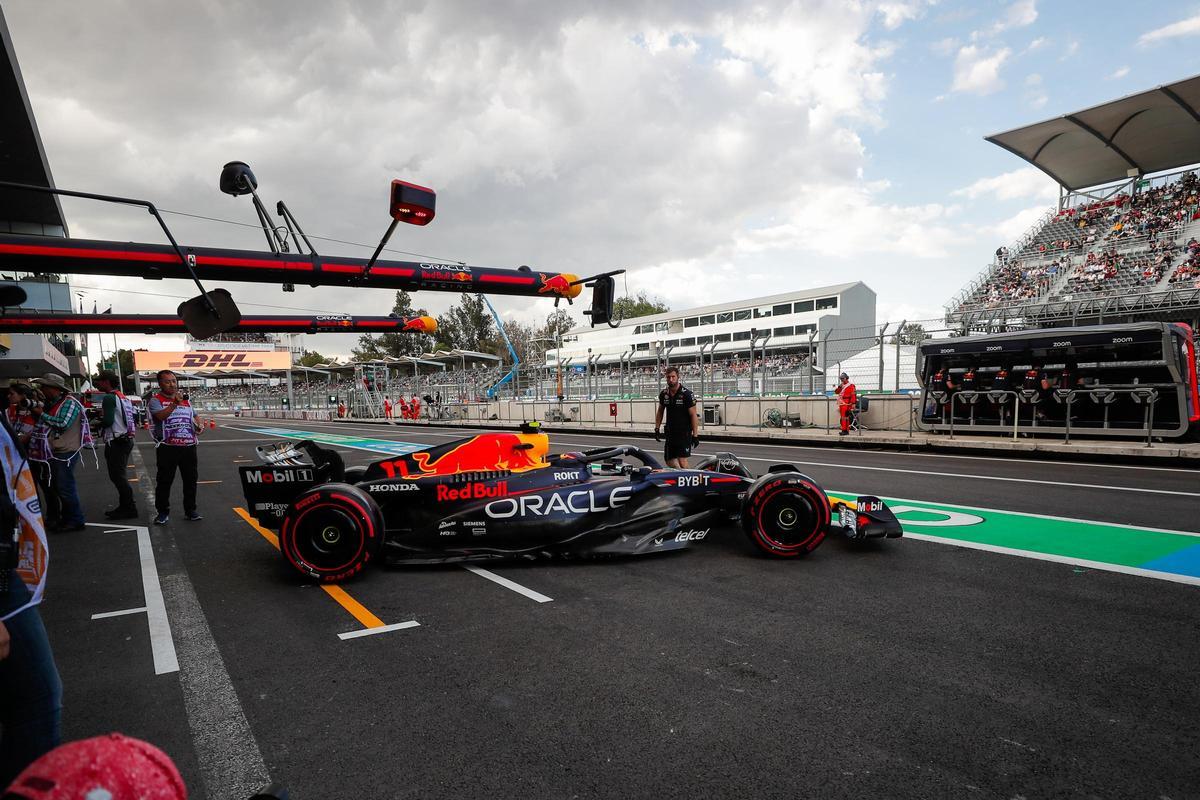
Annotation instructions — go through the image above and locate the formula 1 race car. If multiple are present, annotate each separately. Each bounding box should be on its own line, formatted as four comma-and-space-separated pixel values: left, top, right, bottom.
239, 425, 902, 583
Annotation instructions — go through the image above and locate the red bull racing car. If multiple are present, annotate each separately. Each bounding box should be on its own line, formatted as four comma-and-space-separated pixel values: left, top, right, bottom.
240, 425, 902, 583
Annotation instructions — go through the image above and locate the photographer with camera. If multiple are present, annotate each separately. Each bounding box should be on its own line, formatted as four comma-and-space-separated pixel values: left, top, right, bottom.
3, 384, 56, 533
30, 375, 86, 533
93, 372, 138, 521
148, 370, 203, 525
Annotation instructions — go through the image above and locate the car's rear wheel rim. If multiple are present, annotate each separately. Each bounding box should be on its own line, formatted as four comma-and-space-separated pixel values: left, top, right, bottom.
295, 506, 360, 566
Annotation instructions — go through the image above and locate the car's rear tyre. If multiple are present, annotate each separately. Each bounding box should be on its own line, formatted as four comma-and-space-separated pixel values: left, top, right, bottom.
742, 473, 829, 557
280, 483, 383, 583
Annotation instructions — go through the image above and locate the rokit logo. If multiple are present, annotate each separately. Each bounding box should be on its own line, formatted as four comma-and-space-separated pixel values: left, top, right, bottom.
485, 486, 632, 518
367, 482, 420, 493
553, 471, 581, 481
674, 528, 708, 542
245, 468, 314, 484
437, 482, 509, 501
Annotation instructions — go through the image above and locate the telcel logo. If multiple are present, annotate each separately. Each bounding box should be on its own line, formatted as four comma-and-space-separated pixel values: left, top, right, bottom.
674, 528, 708, 542
485, 486, 632, 518
245, 468, 313, 484
437, 482, 508, 501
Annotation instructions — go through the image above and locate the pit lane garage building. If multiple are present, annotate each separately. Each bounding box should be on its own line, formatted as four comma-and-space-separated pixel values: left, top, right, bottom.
548, 281, 876, 380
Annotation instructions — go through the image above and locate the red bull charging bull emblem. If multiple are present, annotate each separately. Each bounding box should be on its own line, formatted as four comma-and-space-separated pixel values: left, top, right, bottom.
537, 273, 581, 299
377, 433, 548, 478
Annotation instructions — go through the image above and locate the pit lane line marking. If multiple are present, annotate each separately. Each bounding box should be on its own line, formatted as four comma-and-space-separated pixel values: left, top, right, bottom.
700, 454, 1199, 498
232, 417, 1194, 475
232, 507, 420, 637
463, 566, 553, 603
91, 606, 148, 620
85, 523, 180, 675
128, 446, 271, 796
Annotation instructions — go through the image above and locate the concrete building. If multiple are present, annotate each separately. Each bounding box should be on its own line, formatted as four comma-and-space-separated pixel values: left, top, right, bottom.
547, 282, 877, 376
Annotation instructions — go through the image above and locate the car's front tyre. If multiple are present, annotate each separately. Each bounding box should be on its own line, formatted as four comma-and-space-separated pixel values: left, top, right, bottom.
741, 472, 829, 557
280, 483, 383, 582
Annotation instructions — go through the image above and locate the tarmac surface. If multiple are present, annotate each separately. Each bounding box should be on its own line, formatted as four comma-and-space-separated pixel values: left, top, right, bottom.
36, 417, 1200, 799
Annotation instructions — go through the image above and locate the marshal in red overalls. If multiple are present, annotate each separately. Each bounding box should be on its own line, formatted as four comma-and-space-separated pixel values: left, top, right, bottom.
835, 373, 857, 435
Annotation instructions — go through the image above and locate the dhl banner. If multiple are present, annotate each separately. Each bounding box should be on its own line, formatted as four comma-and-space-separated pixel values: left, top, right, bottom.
133, 350, 293, 372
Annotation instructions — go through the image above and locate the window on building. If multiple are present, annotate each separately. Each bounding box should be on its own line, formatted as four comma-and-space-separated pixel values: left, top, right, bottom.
793, 300, 814, 313
715, 333, 732, 342
665, 339, 679, 347
635, 342, 649, 351
815, 297, 838, 310
655, 322, 669, 332
732, 330, 752, 341
773, 326, 794, 337
698, 315, 715, 326
716, 312, 733, 324
734, 309, 751, 321
680, 337, 696, 346
697, 335, 713, 345
753, 307, 772, 318
772, 303, 792, 316
795, 324, 816, 336
684, 317, 699, 328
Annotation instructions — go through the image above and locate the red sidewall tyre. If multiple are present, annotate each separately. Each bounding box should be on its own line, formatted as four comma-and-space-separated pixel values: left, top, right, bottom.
280, 483, 383, 583
742, 473, 829, 558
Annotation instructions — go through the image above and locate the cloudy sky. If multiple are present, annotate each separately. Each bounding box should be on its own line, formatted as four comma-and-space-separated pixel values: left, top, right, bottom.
5, 0, 1200, 358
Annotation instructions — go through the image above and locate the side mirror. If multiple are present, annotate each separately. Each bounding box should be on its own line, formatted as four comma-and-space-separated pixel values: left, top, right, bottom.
177, 288, 242, 339
390, 180, 436, 226
586, 275, 615, 328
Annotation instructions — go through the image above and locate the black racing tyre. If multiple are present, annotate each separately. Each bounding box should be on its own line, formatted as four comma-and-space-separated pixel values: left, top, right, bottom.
280, 483, 383, 583
343, 465, 368, 485
741, 472, 829, 558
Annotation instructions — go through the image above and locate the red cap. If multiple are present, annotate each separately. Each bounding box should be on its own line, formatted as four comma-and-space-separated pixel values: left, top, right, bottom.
5, 734, 187, 799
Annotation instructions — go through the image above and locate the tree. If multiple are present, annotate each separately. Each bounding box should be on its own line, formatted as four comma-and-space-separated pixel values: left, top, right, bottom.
537, 308, 576, 341
499, 319, 537, 363
297, 350, 329, 367
890, 322, 928, 345
351, 290, 433, 359
435, 294, 495, 352
612, 290, 668, 322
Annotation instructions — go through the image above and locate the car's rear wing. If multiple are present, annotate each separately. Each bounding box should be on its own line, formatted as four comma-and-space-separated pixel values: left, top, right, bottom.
239, 439, 344, 529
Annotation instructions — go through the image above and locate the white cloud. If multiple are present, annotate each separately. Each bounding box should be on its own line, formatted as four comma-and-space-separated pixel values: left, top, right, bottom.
1060, 39, 1080, 61
950, 45, 1011, 95
1138, 14, 1200, 45
875, 1, 930, 30
1022, 36, 1047, 54
988, 0, 1038, 34
953, 167, 1058, 202
1109, 65, 1130, 80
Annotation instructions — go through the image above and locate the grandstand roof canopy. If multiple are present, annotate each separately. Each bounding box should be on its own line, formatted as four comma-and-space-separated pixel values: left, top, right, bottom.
986, 74, 1200, 191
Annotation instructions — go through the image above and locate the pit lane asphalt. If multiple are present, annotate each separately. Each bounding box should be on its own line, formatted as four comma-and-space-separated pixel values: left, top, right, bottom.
38, 420, 1200, 799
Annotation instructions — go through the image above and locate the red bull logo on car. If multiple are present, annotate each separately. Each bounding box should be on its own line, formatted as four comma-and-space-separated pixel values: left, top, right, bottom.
377, 433, 549, 478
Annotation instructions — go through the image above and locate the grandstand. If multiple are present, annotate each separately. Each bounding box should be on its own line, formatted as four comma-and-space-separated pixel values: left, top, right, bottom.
947, 75, 1200, 332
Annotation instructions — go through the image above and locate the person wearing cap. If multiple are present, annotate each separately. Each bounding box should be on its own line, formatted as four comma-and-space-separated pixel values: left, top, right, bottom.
93, 371, 138, 521
148, 370, 203, 525
30, 374, 86, 532
834, 371, 857, 437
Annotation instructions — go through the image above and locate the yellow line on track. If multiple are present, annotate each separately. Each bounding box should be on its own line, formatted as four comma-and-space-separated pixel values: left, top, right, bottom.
232, 507, 385, 629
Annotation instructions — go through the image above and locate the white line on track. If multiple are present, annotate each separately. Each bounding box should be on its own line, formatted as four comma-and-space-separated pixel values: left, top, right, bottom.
337, 621, 421, 640
463, 566, 553, 603
725, 455, 1200, 497
900, 532, 1200, 588
226, 421, 1195, 498
217, 417, 1195, 474
131, 525, 180, 675
91, 606, 147, 620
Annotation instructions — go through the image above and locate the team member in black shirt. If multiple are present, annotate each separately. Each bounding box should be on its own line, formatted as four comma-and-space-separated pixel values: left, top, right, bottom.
654, 367, 699, 467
